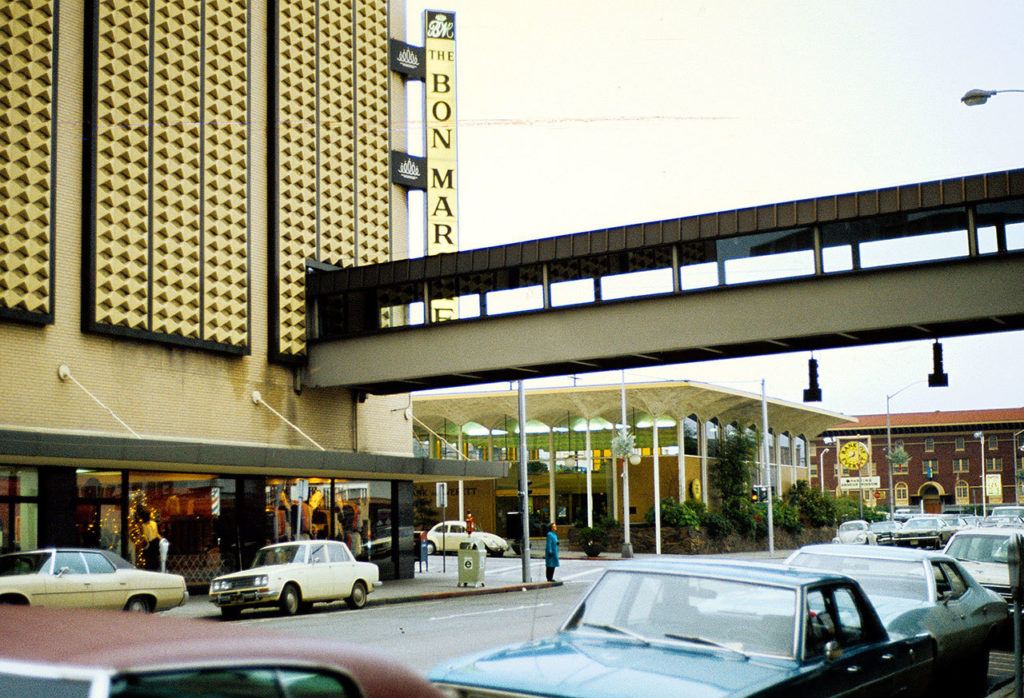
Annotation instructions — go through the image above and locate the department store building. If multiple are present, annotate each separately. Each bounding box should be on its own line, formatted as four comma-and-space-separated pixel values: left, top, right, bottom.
0, 0, 500, 584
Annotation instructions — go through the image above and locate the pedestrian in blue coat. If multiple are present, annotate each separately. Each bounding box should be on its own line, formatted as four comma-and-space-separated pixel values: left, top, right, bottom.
545, 522, 560, 581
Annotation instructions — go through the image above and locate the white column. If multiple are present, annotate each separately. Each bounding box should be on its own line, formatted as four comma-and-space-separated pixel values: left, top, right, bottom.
611, 435, 619, 522
699, 418, 709, 506
773, 431, 782, 495
487, 429, 494, 461
677, 417, 686, 502
548, 429, 556, 524
585, 420, 594, 527
653, 415, 662, 555
457, 428, 465, 522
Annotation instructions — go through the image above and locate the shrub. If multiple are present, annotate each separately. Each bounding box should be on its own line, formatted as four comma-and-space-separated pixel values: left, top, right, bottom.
770, 498, 803, 534
785, 481, 837, 528
701, 510, 733, 539
645, 498, 701, 530
571, 526, 609, 557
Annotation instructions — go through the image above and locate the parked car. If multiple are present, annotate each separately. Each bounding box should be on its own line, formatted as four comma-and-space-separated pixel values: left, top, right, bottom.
0, 605, 443, 697
209, 539, 378, 618
833, 519, 876, 544
786, 544, 1006, 696
892, 508, 918, 523
426, 520, 510, 557
989, 506, 1024, 519
981, 514, 1024, 528
0, 548, 187, 612
891, 516, 957, 549
869, 520, 902, 545
943, 528, 1016, 606
430, 558, 934, 697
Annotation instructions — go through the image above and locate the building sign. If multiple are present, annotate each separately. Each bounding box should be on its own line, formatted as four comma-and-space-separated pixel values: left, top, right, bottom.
424, 10, 458, 322
986, 473, 1003, 500
839, 475, 880, 491
389, 39, 425, 80
390, 151, 427, 190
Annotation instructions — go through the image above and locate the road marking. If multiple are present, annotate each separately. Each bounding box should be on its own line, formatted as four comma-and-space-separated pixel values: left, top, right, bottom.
429, 603, 552, 621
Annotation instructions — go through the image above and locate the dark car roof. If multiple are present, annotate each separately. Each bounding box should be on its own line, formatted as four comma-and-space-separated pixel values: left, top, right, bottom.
607, 557, 850, 589
0, 606, 442, 698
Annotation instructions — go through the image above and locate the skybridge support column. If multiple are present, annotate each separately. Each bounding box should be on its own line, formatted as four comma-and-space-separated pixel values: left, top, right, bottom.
699, 418, 709, 506
677, 417, 686, 502
548, 429, 556, 524
458, 429, 465, 522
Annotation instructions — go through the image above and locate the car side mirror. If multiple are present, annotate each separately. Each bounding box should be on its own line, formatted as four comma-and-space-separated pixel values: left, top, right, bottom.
824, 641, 843, 663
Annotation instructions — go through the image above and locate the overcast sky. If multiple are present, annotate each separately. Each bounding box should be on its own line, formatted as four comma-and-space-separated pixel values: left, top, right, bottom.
401, 1, 1024, 417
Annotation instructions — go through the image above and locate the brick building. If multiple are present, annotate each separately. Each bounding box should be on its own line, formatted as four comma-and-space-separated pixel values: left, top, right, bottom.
814, 408, 1024, 514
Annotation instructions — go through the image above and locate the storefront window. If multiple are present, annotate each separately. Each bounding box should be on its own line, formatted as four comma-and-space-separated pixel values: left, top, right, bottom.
76, 470, 122, 552
0, 467, 39, 553
129, 472, 232, 586
266, 477, 334, 543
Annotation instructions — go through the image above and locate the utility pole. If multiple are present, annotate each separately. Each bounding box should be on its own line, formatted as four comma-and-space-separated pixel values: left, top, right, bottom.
517, 381, 531, 583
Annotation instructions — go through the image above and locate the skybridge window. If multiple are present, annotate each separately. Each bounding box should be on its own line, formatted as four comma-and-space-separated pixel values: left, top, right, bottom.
715, 227, 815, 285
821, 206, 968, 271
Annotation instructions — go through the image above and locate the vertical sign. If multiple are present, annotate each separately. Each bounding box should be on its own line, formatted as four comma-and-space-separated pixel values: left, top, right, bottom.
424, 10, 458, 322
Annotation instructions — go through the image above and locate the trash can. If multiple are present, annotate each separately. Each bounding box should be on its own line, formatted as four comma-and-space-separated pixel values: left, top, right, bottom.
457, 540, 486, 587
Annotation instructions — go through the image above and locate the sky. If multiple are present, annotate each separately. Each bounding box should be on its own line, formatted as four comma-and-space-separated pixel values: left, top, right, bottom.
401, 0, 1024, 418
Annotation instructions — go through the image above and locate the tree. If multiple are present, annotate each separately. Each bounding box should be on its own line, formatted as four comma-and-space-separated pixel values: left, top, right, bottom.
709, 430, 758, 505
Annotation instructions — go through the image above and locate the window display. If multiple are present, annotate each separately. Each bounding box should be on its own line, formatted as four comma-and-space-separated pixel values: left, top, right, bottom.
0, 467, 39, 553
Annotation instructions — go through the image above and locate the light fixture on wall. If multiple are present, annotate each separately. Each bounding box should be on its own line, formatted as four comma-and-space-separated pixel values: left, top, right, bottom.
803, 356, 822, 402
927, 340, 949, 387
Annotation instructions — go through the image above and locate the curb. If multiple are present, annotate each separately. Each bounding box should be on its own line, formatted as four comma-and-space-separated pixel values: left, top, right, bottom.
369, 581, 563, 606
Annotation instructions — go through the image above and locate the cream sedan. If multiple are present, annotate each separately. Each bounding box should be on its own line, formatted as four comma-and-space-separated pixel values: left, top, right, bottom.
0, 548, 188, 612
209, 540, 379, 618
426, 521, 510, 557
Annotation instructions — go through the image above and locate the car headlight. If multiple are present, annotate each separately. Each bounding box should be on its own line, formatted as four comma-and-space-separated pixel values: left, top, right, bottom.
854, 534, 866, 543
211, 580, 228, 591
255, 575, 269, 586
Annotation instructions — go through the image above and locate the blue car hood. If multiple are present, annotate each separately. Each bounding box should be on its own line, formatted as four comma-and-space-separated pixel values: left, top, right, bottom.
429, 632, 797, 698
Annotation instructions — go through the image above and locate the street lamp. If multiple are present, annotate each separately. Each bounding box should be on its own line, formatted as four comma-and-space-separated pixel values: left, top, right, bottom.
886, 380, 926, 517
975, 431, 987, 516
818, 438, 834, 494
1013, 429, 1024, 505
961, 88, 1024, 106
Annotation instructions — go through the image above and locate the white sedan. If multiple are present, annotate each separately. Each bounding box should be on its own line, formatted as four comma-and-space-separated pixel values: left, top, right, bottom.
209, 540, 379, 618
426, 521, 510, 557
0, 548, 187, 612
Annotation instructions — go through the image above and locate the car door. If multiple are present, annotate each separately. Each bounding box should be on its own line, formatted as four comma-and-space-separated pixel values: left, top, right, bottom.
937, 561, 994, 652
326, 541, 356, 600
42, 551, 91, 607
929, 560, 975, 659
804, 585, 903, 697
80, 550, 126, 609
305, 542, 331, 599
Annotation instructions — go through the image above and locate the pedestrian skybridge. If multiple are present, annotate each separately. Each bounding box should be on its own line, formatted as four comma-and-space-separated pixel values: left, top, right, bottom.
306, 168, 1024, 394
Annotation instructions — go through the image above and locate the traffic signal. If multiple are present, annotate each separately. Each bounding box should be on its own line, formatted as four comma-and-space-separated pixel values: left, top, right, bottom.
751, 488, 759, 503
751, 486, 768, 503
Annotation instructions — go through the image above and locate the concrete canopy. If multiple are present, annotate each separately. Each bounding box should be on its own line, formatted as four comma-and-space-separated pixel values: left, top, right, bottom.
412, 380, 855, 442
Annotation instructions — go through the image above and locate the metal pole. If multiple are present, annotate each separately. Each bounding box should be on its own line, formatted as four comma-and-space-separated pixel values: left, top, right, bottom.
886, 396, 895, 518
818, 449, 829, 494
653, 415, 661, 555
517, 381, 531, 583
1014, 429, 1023, 506
980, 433, 987, 517
585, 422, 593, 528
761, 380, 774, 556
620, 373, 633, 558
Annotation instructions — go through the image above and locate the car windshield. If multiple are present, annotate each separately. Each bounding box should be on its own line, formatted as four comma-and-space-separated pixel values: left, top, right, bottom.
946, 535, 1010, 565
902, 518, 939, 531
0, 553, 50, 576
992, 507, 1024, 518
788, 552, 929, 601
870, 522, 899, 532
568, 570, 797, 658
252, 544, 304, 567
839, 522, 867, 532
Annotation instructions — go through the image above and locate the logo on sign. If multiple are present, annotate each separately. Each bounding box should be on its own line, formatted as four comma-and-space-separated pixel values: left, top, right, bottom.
426, 13, 454, 39
396, 47, 420, 71
397, 158, 421, 181
463, 559, 473, 569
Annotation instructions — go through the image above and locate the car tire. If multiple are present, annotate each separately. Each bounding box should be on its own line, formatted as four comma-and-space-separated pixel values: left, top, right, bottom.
279, 583, 302, 616
346, 580, 368, 610
124, 596, 152, 613
220, 606, 242, 620
426, 541, 436, 556
486, 547, 503, 557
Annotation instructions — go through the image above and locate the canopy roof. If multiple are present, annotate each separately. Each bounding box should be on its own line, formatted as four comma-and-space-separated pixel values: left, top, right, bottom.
413, 380, 854, 441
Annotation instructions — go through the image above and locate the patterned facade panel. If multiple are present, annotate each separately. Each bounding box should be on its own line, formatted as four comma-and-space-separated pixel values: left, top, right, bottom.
0, 0, 55, 320
94, 0, 151, 330
276, 0, 318, 356
151, 0, 202, 338
319, 0, 356, 268
354, 0, 389, 266
203, 0, 249, 346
